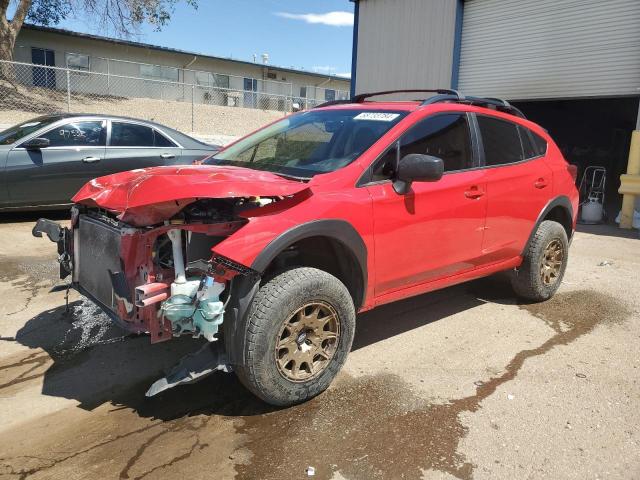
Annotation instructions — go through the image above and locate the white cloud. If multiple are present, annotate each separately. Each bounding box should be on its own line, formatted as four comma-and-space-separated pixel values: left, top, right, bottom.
311, 66, 351, 78
312, 66, 337, 73
276, 11, 354, 27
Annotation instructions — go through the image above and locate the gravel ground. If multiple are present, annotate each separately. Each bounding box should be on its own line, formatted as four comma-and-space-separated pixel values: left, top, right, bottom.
0, 84, 285, 138
0, 216, 638, 480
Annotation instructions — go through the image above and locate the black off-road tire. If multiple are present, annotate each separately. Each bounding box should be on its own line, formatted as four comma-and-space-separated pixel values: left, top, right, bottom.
511, 220, 569, 302
235, 267, 356, 406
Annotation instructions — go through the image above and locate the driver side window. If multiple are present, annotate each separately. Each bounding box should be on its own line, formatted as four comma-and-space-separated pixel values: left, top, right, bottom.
39, 120, 106, 147
371, 113, 473, 182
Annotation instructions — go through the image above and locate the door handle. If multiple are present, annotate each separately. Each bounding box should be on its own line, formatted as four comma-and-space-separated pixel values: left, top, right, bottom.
464, 186, 485, 199
534, 178, 548, 189
82, 156, 101, 163
160, 153, 176, 159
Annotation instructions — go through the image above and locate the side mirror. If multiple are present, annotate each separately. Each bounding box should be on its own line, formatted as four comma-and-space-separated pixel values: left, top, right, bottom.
393, 154, 444, 194
23, 137, 50, 150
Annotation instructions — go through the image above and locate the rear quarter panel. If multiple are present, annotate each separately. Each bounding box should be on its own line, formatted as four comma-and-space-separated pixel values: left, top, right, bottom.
543, 139, 580, 229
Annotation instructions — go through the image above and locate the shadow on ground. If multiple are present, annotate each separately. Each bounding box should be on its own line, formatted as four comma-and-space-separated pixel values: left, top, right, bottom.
1, 273, 630, 479
4, 279, 499, 421
576, 222, 639, 239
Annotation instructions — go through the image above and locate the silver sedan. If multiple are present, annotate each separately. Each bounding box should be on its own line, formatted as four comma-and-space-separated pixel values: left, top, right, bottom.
0, 114, 220, 211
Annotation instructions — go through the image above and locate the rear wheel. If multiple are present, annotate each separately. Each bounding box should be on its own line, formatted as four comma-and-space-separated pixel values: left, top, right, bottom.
511, 220, 569, 302
235, 267, 355, 406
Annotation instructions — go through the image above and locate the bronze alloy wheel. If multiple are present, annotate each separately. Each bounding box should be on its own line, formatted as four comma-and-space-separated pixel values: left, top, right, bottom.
275, 301, 341, 382
540, 239, 564, 285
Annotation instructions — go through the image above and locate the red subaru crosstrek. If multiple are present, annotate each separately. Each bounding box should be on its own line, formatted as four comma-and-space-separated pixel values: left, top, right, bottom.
34, 89, 579, 406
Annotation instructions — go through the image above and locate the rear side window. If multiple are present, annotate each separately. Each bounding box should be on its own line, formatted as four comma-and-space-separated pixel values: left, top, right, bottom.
477, 116, 523, 166
518, 126, 537, 159
111, 122, 154, 147
530, 131, 547, 156
518, 125, 548, 159
154, 130, 177, 147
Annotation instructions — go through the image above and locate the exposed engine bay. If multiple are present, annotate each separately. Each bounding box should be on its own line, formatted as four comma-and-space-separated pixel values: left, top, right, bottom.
66, 197, 279, 344
34, 196, 285, 395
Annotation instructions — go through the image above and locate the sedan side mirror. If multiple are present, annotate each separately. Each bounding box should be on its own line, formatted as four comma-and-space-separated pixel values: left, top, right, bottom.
393, 153, 444, 194
23, 137, 50, 150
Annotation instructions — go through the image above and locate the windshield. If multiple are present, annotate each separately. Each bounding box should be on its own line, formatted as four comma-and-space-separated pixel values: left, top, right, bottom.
0, 116, 61, 145
206, 109, 407, 178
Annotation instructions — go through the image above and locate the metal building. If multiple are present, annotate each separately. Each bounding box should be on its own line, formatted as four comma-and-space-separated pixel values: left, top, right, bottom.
351, 0, 640, 227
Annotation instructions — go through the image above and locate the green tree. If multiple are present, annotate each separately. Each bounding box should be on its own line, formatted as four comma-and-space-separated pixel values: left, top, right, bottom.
0, 0, 197, 62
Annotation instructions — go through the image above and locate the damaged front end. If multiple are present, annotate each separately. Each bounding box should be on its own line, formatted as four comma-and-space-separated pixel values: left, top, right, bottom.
33, 166, 310, 396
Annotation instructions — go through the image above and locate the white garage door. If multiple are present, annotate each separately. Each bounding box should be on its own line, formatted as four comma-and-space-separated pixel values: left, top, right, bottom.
458, 0, 640, 100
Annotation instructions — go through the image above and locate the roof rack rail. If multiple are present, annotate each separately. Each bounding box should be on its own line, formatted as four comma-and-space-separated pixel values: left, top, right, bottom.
422, 94, 526, 119
313, 88, 462, 109
311, 88, 526, 119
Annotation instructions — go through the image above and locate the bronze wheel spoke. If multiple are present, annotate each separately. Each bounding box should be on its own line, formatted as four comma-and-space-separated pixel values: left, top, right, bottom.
275, 301, 341, 382
278, 351, 294, 371
317, 329, 338, 342
315, 349, 330, 361
277, 327, 295, 349
540, 239, 564, 286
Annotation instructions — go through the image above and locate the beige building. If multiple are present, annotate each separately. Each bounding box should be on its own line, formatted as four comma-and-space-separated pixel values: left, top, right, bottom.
12, 24, 350, 109
352, 0, 640, 224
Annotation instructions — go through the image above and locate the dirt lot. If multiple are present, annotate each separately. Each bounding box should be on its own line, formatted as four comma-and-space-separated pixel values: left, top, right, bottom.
0, 214, 638, 480
0, 83, 285, 138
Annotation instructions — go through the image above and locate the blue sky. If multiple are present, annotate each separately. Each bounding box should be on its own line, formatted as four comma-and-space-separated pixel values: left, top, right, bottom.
42, 0, 355, 77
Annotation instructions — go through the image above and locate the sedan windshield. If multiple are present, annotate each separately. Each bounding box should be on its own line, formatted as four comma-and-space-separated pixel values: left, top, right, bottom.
206, 109, 407, 178
0, 116, 61, 145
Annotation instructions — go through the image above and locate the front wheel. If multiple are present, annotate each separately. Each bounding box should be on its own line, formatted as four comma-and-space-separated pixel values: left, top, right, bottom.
511, 220, 569, 302
235, 267, 356, 406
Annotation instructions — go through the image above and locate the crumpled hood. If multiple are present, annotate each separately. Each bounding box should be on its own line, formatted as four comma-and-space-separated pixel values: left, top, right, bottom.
72, 165, 309, 226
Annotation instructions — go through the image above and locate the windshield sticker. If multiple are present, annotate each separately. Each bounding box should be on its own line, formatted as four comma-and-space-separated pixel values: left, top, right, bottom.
354, 112, 400, 122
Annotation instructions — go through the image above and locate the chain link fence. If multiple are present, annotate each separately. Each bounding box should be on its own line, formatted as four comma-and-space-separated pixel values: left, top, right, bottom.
0, 59, 350, 136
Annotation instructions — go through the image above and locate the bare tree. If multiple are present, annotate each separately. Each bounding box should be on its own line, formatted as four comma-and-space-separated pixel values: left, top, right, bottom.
0, 0, 198, 62
0, 0, 31, 62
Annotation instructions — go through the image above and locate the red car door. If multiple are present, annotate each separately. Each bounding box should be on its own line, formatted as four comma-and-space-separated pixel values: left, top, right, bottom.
365, 112, 488, 300
475, 114, 553, 262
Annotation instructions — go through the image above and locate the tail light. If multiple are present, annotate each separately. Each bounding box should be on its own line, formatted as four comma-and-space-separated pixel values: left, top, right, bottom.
567, 164, 578, 183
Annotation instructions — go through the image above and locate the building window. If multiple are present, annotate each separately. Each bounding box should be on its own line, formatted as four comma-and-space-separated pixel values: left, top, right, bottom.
195, 71, 211, 86
214, 73, 230, 89
140, 64, 179, 82
66, 52, 89, 71
300, 86, 307, 98
195, 71, 229, 89
324, 89, 336, 101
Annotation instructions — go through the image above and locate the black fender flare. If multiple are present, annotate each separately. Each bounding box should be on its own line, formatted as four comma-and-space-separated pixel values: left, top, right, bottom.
225, 219, 367, 366
251, 219, 367, 282
522, 195, 574, 256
